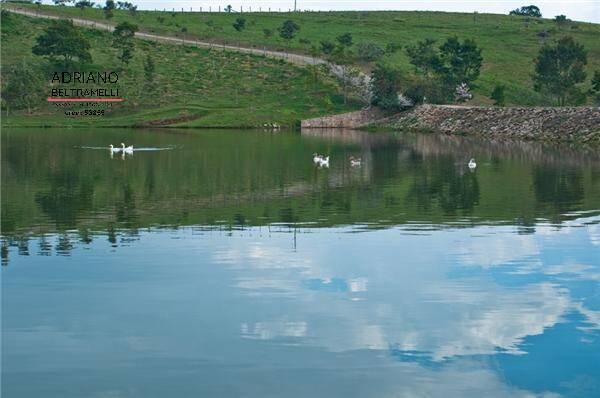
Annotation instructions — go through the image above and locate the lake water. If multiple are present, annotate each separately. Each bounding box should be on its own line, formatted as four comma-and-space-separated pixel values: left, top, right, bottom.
2, 128, 599, 397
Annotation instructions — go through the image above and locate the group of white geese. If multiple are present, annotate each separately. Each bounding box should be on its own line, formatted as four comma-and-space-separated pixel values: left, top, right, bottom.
313, 153, 362, 168
313, 153, 476, 169
109, 143, 134, 154
106, 145, 476, 170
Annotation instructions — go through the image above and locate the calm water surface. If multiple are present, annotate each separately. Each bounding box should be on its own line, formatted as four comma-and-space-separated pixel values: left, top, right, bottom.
2, 128, 600, 397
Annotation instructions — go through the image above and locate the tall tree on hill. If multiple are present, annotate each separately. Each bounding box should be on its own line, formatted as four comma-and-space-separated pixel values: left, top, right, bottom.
439, 37, 483, 87
75, 0, 95, 9
112, 21, 138, 65
509, 5, 542, 17
370, 63, 400, 110
405, 36, 482, 102
533, 36, 587, 105
278, 20, 300, 56
32, 19, 92, 67
104, 0, 115, 20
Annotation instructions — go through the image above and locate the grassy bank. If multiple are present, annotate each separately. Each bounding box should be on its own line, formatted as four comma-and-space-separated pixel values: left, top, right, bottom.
1, 11, 357, 128
7, 3, 600, 106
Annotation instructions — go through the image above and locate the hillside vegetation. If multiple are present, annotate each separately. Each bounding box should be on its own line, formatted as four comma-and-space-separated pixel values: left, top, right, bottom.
8, 3, 600, 106
0, 11, 355, 127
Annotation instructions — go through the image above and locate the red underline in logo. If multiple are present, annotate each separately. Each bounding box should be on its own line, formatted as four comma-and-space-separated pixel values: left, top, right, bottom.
47, 98, 124, 102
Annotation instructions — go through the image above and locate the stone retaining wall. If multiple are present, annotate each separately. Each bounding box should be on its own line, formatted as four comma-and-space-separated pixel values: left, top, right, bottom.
302, 105, 600, 144
301, 108, 386, 129
384, 105, 600, 144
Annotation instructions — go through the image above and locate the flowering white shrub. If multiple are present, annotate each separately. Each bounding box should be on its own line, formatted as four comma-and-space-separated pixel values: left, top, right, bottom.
455, 82, 473, 102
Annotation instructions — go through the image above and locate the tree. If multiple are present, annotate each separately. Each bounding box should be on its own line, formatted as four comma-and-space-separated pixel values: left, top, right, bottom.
1, 61, 45, 115
104, 0, 115, 20
233, 17, 246, 32
405, 37, 483, 102
320, 40, 335, 55
357, 42, 384, 62
112, 21, 138, 65
554, 15, 570, 26
533, 36, 587, 105
53, 0, 73, 5
509, 5, 542, 17
370, 63, 400, 110
143, 54, 156, 91
336, 32, 353, 48
590, 71, 600, 104
405, 38, 442, 78
438, 37, 483, 87
32, 20, 92, 66
75, 0, 95, 9
224, 5, 232, 13
278, 20, 300, 52
490, 84, 506, 106
262, 28, 273, 39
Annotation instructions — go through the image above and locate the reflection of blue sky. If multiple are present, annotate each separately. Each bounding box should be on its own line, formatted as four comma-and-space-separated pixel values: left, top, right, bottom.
2, 216, 599, 397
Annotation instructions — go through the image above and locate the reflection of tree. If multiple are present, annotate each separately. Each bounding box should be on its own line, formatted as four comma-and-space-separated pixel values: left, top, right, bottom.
35, 170, 94, 228
406, 155, 480, 216
115, 183, 138, 229
533, 166, 584, 216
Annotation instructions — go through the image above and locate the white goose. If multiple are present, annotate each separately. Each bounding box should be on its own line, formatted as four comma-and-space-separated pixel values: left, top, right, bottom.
313, 153, 323, 164
349, 156, 362, 167
468, 158, 477, 169
121, 142, 134, 154
319, 156, 330, 167
109, 144, 121, 153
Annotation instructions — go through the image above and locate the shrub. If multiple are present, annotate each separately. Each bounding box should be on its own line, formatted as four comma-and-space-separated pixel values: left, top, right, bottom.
490, 84, 506, 106
356, 42, 385, 62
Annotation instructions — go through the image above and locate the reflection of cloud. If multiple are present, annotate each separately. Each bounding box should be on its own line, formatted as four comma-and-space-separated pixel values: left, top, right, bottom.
456, 232, 540, 269
241, 321, 308, 340
589, 223, 600, 246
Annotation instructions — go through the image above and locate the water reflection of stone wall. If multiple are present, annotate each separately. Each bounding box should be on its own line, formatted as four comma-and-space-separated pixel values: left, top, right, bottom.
384, 105, 600, 144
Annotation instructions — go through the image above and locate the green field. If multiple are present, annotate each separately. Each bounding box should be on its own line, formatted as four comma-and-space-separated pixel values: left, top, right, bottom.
0, 11, 356, 128
7, 3, 600, 106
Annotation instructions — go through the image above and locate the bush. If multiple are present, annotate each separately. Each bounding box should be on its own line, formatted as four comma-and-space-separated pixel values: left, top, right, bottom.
356, 42, 385, 62
491, 84, 506, 106
398, 74, 449, 104
370, 63, 400, 109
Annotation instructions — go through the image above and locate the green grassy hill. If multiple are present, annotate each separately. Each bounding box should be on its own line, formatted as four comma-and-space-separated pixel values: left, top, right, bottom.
8, 3, 600, 106
0, 11, 355, 128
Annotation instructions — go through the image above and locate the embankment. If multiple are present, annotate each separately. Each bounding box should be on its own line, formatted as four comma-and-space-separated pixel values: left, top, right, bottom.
303, 105, 600, 144
382, 105, 600, 144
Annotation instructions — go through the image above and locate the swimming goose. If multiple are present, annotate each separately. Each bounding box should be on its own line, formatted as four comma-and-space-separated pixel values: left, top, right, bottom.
121, 143, 134, 154
313, 153, 323, 164
319, 156, 330, 167
349, 156, 362, 167
109, 144, 121, 153
468, 158, 477, 169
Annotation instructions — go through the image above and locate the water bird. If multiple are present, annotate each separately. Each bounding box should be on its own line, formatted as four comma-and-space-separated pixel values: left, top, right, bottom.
349, 156, 362, 167
121, 142, 134, 154
468, 158, 477, 169
313, 153, 324, 164
319, 156, 330, 167
109, 144, 121, 153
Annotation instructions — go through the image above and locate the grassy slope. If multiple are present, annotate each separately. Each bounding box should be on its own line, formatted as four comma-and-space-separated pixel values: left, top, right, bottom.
9, 3, 600, 106
0, 11, 356, 128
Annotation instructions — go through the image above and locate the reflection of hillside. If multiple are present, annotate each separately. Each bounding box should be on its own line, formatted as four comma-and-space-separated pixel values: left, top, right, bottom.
2, 129, 600, 248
